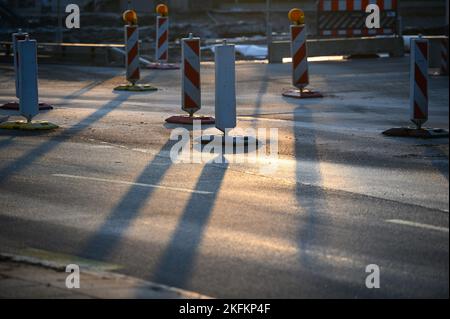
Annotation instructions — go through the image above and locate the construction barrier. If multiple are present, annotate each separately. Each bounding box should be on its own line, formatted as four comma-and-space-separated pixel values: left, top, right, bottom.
156, 16, 169, 63
317, 0, 399, 37
148, 4, 179, 70
410, 37, 429, 129
165, 34, 214, 125
126, 25, 140, 84
440, 37, 449, 75
0, 36, 58, 131
199, 40, 258, 147
382, 37, 448, 138
114, 10, 157, 92
283, 9, 323, 99
215, 41, 237, 132
0, 30, 53, 110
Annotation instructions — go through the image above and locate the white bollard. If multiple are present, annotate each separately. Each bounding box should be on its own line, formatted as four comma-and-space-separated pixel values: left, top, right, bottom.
13, 29, 28, 99
215, 41, 236, 133
18, 37, 39, 122
410, 37, 429, 129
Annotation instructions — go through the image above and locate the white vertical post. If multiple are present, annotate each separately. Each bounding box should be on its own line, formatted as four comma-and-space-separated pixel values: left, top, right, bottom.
13, 29, 28, 99
215, 41, 237, 133
18, 38, 39, 123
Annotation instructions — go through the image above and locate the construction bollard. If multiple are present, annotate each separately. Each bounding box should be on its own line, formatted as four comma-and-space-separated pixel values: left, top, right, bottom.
148, 4, 179, 70
0, 36, 58, 131
114, 10, 157, 92
440, 37, 449, 76
199, 41, 257, 147
0, 30, 53, 111
382, 37, 448, 139
282, 9, 323, 99
410, 37, 429, 129
165, 34, 214, 125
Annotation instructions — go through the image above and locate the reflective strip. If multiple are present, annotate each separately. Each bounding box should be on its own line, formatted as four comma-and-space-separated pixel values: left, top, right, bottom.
156, 17, 169, 62
291, 25, 309, 89
410, 39, 428, 125
125, 25, 140, 82
182, 37, 201, 114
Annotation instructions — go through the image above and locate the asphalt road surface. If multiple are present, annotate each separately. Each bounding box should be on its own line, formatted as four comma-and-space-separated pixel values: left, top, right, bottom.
0, 56, 448, 298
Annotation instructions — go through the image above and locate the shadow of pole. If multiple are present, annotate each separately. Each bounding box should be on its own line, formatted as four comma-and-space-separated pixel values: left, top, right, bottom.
147, 158, 228, 292
78, 139, 176, 260
294, 105, 327, 269
0, 94, 128, 182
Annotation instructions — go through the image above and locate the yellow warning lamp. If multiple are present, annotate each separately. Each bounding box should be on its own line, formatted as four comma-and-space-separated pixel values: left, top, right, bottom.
156, 4, 169, 17
123, 9, 138, 25
288, 8, 305, 25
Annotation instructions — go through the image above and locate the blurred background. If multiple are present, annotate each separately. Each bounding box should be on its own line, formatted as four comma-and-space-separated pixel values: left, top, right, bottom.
0, 0, 448, 61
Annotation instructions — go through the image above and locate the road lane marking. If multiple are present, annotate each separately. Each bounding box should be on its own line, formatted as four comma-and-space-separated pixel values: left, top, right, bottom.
386, 219, 449, 233
52, 174, 213, 195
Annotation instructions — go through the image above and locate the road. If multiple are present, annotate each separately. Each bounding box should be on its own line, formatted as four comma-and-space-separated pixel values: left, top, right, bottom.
0, 57, 448, 298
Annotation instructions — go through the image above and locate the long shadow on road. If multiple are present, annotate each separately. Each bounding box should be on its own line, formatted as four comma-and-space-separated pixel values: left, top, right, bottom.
146, 159, 228, 292
78, 139, 175, 261
0, 94, 129, 182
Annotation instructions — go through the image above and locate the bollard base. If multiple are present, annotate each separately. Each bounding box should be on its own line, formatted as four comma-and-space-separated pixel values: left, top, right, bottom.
382, 127, 449, 139
198, 135, 259, 147
165, 115, 215, 125
147, 62, 180, 70
0, 101, 54, 110
0, 120, 59, 131
114, 84, 158, 92
282, 88, 323, 99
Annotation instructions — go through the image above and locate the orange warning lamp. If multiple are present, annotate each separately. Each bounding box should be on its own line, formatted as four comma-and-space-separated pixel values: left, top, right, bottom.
288, 8, 305, 25
156, 4, 169, 16
123, 9, 138, 25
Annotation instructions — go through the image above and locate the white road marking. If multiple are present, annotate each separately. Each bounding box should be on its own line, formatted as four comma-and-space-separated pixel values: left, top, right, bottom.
52, 174, 213, 195
386, 219, 449, 233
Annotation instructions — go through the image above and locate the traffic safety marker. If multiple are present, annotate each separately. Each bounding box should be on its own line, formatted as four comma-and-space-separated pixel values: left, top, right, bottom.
0, 36, 58, 131
439, 37, 448, 76
199, 41, 258, 148
114, 10, 157, 92
0, 29, 54, 111
148, 4, 179, 70
166, 33, 215, 125
382, 37, 448, 139
282, 9, 323, 99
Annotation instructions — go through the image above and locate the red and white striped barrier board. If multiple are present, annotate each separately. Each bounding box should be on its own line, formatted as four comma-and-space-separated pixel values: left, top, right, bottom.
291, 25, 309, 89
182, 35, 201, 116
13, 30, 28, 98
125, 25, 140, 84
282, 24, 323, 99
317, 0, 398, 37
410, 38, 428, 128
156, 16, 169, 62
440, 37, 449, 75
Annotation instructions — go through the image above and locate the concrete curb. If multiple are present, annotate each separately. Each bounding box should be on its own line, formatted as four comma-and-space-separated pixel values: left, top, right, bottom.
0, 253, 211, 299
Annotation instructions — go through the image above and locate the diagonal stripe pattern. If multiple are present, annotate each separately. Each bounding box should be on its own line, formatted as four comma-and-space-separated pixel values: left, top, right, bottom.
440, 37, 449, 75
291, 25, 309, 89
125, 25, 140, 83
409, 38, 428, 126
156, 17, 169, 62
317, 0, 398, 37
181, 36, 201, 115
